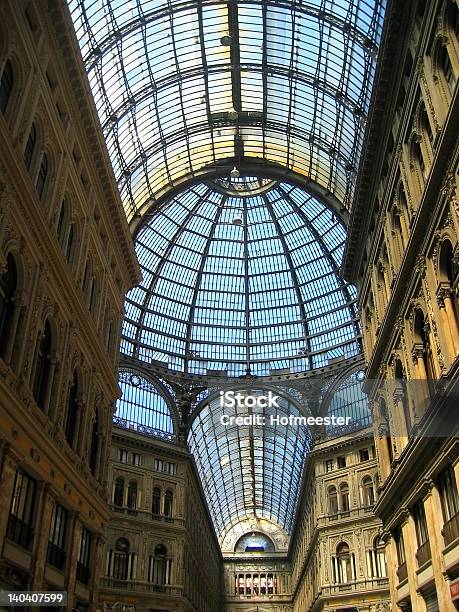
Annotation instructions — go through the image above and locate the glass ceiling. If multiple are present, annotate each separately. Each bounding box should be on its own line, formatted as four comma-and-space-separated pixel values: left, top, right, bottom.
188, 389, 312, 538
67, 0, 386, 221
121, 179, 361, 376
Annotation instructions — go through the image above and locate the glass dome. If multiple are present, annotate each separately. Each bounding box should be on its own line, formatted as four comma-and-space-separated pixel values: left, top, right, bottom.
121, 178, 360, 376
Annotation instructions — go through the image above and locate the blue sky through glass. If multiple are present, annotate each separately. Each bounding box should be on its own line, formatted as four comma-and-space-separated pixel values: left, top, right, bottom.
121, 179, 360, 376
67, 0, 386, 220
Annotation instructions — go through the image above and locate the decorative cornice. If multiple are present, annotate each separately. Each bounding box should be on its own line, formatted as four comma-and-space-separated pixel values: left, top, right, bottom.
343, 0, 409, 281
45, 0, 140, 288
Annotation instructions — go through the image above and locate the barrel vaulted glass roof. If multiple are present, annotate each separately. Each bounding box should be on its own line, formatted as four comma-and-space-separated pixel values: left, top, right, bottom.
188, 390, 313, 538
121, 179, 361, 376
67, 0, 386, 221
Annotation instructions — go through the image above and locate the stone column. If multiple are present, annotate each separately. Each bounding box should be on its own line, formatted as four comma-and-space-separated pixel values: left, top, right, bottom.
401, 512, 427, 612
89, 533, 106, 610
31, 485, 54, 590
375, 423, 392, 480
65, 512, 81, 612
437, 285, 459, 357
383, 534, 399, 608
392, 387, 409, 453
423, 483, 456, 611
412, 346, 429, 419
0, 446, 18, 552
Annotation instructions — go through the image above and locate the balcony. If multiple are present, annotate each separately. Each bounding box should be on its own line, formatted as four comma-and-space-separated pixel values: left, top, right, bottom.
443, 512, 459, 546
100, 577, 182, 596
47, 542, 66, 571
6, 515, 34, 551
321, 577, 389, 596
110, 505, 183, 525
416, 540, 432, 567
320, 506, 375, 525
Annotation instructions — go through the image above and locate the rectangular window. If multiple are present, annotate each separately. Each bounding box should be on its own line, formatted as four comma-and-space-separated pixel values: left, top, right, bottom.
118, 449, 129, 463
413, 501, 429, 546
47, 503, 68, 571
438, 465, 459, 521
337, 456, 346, 468
325, 459, 333, 473
132, 453, 141, 466
7, 468, 37, 550
395, 526, 406, 564
154, 459, 176, 474
76, 527, 92, 585
359, 448, 370, 462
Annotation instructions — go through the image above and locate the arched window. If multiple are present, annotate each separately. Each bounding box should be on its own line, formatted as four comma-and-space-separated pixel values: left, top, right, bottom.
64, 370, 79, 448
112, 538, 130, 580
149, 544, 170, 585
439, 44, 457, 93
335, 542, 354, 584
113, 477, 125, 507
24, 123, 36, 170
0, 60, 13, 114
127, 480, 137, 512
152, 487, 161, 516
0, 253, 17, 360
89, 411, 99, 476
328, 486, 338, 516
234, 532, 275, 553
32, 320, 52, 410
439, 239, 456, 286
369, 537, 387, 578
164, 490, 173, 518
339, 483, 350, 513
362, 476, 375, 507
115, 371, 174, 439
36, 153, 48, 200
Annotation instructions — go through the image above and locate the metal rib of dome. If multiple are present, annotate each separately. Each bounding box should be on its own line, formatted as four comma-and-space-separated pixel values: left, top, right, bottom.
67, 0, 386, 221
121, 179, 360, 376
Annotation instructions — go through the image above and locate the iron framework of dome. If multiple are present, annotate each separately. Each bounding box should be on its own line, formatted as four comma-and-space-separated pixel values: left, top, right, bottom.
67, 0, 386, 221
121, 179, 361, 377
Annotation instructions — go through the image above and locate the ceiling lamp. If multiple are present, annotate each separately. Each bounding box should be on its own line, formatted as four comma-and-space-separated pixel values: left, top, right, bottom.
230, 166, 240, 178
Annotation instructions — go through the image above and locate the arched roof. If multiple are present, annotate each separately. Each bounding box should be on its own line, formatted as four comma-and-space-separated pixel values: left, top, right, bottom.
187, 389, 312, 538
67, 0, 386, 221
121, 178, 361, 377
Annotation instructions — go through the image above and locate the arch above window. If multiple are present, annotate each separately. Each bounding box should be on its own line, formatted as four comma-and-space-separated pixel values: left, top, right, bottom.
234, 532, 275, 553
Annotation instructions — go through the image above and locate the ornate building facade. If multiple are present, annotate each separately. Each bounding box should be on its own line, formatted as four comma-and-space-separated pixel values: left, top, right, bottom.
0, 0, 139, 609
343, 0, 459, 610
